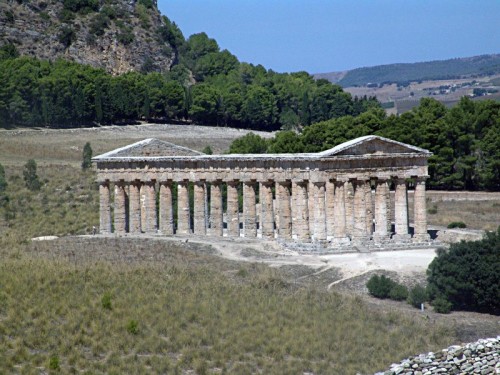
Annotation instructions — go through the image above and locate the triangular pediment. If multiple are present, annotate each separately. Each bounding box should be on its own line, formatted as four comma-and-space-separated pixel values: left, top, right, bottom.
317, 135, 430, 157
94, 138, 203, 159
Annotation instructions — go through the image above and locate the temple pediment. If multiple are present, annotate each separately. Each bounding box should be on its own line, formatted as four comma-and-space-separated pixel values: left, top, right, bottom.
94, 138, 203, 159
317, 135, 430, 157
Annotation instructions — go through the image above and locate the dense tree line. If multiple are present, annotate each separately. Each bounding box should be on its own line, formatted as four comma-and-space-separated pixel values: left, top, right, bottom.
0, 42, 378, 130
230, 98, 500, 191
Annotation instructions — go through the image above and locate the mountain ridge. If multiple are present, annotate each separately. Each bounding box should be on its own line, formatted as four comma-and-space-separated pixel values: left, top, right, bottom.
315, 53, 500, 87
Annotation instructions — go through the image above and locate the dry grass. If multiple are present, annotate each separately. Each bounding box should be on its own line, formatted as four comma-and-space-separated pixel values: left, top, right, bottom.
425, 200, 500, 231
0, 250, 455, 374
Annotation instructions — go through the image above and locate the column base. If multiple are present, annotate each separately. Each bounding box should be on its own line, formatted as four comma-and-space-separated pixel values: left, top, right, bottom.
373, 234, 390, 243
392, 233, 412, 242
331, 236, 350, 246
413, 233, 431, 242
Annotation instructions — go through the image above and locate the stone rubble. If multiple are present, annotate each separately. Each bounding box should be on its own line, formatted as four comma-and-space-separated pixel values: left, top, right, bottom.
375, 337, 500, 375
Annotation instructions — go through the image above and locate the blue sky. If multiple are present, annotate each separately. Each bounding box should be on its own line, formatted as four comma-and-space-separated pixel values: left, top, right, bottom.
158, 1, 500, 74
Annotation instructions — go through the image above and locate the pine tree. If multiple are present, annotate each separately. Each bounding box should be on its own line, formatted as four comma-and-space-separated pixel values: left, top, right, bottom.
82, 142, 93, 170
23, 159, 41, 191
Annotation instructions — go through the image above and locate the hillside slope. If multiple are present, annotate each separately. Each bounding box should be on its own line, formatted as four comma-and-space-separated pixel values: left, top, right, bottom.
0, 0, 177, 74
316, 54, 500, 87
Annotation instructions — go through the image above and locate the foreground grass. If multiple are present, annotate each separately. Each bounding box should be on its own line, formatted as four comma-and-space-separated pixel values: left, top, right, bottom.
0, 254, 455, 374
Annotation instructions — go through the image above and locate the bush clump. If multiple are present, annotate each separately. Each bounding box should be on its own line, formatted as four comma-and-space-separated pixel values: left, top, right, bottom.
432, 297, 452, 314
388, 283, 409, 301
447, 221, 467, 229
427, 228, 500, 315
366, 274, 399, 299
407, 285, 428, 309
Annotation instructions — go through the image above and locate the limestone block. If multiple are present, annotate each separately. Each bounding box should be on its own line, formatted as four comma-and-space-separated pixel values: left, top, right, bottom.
326, 180, 335, 238
129, 181, 141, 233
210, 182, 223, 236
413, 177, 430, 242
277, 181, 292, 239
260, 181, 275, 239
394, 178, 411, 240
226, 181, 240, 237
159, 181, 174, 235
114, 181, 127, 234
345, 181, 354, 236
144, 181, 157, 233
313, 182, 327, 242
193, 181, 206, 235
292, 181, 310, 241
177, 181, 191, 234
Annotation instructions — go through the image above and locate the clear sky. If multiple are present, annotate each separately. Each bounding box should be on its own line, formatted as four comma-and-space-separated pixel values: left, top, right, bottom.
157, 1, 500, 74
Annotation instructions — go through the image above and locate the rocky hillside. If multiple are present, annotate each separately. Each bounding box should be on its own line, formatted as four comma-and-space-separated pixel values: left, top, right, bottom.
0, 0, 178, 74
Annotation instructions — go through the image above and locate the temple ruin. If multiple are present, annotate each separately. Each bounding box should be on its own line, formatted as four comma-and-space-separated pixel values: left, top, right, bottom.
93, 135, 432, 250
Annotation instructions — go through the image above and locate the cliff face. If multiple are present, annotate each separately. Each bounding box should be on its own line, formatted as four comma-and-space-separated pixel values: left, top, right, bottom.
0, 0, 176, 74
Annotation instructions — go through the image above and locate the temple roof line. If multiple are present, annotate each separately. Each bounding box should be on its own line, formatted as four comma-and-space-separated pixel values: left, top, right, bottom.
93, 135, 431, 162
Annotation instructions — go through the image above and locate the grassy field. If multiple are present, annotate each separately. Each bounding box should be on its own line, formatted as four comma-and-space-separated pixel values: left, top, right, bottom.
0, 125, 497, 373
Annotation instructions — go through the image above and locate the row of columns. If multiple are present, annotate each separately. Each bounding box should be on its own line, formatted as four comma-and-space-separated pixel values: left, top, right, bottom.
99, 177, 430, 243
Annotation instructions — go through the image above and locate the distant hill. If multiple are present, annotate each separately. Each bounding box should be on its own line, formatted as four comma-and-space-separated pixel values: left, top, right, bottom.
0, 0, 179, 74
316, 54, 500, 87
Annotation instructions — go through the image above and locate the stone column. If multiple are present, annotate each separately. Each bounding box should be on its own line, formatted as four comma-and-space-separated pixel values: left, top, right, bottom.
386, 184, 393, 234
177, 180, 190, 235
394, 177, 411, 240
292, 180, 310, 242
210, 181, 223, 236
332, 180, 349, 244
326, 180, 335, 238
308, 181, 316, 235
345, 180, 355, 237
374, 179, 389, 242
226, 181, 240, 237
99, 180, 112, 234
140, 184, 146, 232
114, 181, 127, 234
413, 176, 430, 242
277, 181, 292, 239
260, 181, 275, 239
159, 181, 174, 235
243, 181, 257, 237
128, 180, 142, 234
365, 182, 374, 236
352, 179, 368, 241
313, 182, 327, 242
193, 181, 207, 235
143, 180, 157, 233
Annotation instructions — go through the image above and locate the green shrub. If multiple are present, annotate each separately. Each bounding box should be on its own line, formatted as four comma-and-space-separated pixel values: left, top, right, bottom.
63, 0, 98, 13
427, 228, 500, 315
81, 142, 93, 170
89, 13, 109, 36
447, 221, 466, 229
117, 29, 134, 45
126, 319, 139, 335
49, 355, 60, 370
432, 297, 452, 314
101, 292, 112, 310
4, 10, 15, 24
366, 275, 396, 299
389, 284, 409, 301
58, 25, 76, 48
0, 163, 7, 192
407, 285, 427, 308
427, 205, 438, 215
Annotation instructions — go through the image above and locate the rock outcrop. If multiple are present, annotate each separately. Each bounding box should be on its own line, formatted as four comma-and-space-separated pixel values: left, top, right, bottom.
0, 0, 175, 74
376, 337, 500, 375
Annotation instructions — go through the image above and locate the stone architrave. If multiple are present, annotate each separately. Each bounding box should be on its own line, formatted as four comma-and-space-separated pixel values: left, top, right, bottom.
159, 181, 174, 235
345, 180, 355, 236
99, 180, 112, 234
292, 180, 310, 242
326, 179, 335, 238
313, 182, 327, 242
277, 181, 292, 239
373, 179, 389, 242
243, 181, 257, 237
210, 181, 223, 236
352, 179, 368, 241
260, 181, 275, 239
394, 178, 411, 240
413, 177, 430, 242
114, 181, 127, 234
193, 181, 207, 235
128, 180, 142, 233
177, 180, 190, 234
226, 181, 240, 237
365, 182, 374, 236
332, 180, 350, 244
143, 180, 157, 233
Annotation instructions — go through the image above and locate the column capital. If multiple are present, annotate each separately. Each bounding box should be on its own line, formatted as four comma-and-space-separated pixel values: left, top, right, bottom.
413, 175, 429, 183
312, 181, 326, 187
226, 180, 240, 186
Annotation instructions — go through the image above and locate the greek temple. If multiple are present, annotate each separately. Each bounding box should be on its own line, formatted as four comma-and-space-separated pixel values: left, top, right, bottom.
92, 135, 432, 248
